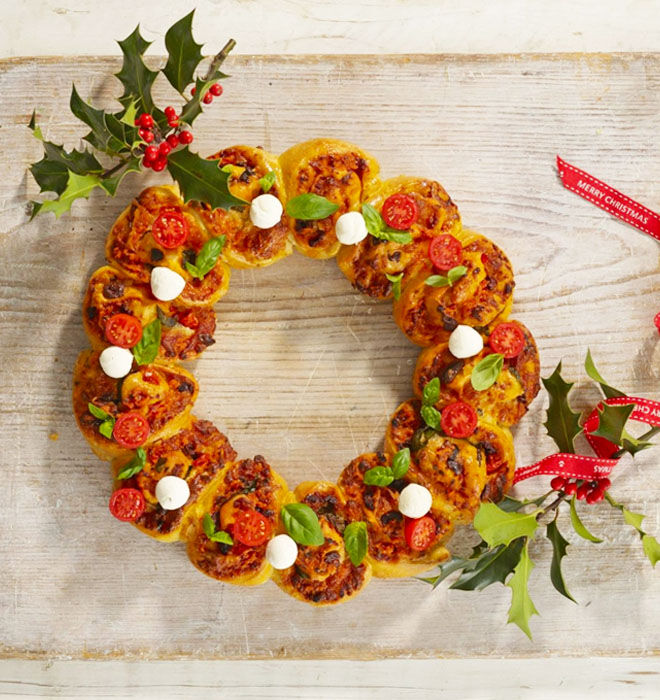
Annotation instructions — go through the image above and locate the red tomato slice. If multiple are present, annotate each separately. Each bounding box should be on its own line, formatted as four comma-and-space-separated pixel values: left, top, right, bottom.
440, 401, 478, 438
151, 209, 189, 249
429, 234, 462, 271
109, 487, 145, 522
233, 509, 272, 547
105, 313, 143, 348
489, 322, 525, 359
381, 193, 418, 230
113, 412, 150, 449
404, 515, 436, 551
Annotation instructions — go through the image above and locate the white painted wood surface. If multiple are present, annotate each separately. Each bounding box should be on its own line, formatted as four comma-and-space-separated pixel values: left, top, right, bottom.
1, 52, 660, 695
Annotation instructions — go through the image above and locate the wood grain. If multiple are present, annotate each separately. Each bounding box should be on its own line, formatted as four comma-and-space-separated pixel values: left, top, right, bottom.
0, 54, 659, 660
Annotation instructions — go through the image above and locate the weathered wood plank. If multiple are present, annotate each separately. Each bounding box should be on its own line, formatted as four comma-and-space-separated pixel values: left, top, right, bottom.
0, 54, 659, 659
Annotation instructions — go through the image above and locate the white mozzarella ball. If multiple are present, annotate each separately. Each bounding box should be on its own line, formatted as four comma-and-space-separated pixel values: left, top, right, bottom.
398, 483, 433, 519
155, 476, 191, 511
249, 194, 283, 229
150, 266, 186, 302
99, 346, 134, 379
448, 324, 484, 359
265, 534, 299, 570
335, 211, 368, 245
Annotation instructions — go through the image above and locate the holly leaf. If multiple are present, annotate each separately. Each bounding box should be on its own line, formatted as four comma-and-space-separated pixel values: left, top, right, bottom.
119, 99, 138, 127
542, 362, 583, 453
167, 147, 246, 210
30, 171, 101, 219
450, 538, 525, 591
98, 156, 142, 196
70, 85, 127, 155
506, 541, 539, 639
605, 493, 659, 567
590, 402, 635, 446
584, 349, 626, 399
546, 517, 576, 603
474, 502, 539, 548
163, 10, 204, 94
569, 496, 602, 543
419, 555, 471, 588
114, 25, 159, 116
642, 535, 660, 567
498, 493, 552, 512
28, 110, 43, 140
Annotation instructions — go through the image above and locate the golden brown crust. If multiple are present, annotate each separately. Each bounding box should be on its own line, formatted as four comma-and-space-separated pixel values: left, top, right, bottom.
191, 146, 293, 269
392, 233, 515, 346
412, 320, 541, 426
336, 177, 461, 299
185, 456, 289, 586
273, 481, 372, 605
105, 185, 231, 306
83, 266, 217, 361
279, 139, 380, 259
470, 422, 516, 504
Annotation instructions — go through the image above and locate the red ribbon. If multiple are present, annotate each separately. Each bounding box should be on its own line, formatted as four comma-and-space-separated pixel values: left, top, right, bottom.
513, 396, 660, 484
556, 156, 660, 242
654, 311, 660, 335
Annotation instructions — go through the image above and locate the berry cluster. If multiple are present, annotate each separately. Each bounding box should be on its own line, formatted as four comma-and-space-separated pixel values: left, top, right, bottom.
550, 476, 611, 504
134, 83, 222, 171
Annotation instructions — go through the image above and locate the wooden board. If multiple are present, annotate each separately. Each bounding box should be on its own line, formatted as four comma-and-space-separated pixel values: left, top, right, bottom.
0, 53, 659, 660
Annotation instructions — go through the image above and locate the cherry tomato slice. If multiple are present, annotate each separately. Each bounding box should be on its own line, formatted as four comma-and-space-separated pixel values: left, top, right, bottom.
113, 412, 150, 449
233, 509, 272, 547
105, 313, 143, 348
404, 515, 436, 551
489, 322, 525, 359
429, 234, 462, 271
440, 401, 478, 438
151, 209, 189, 249
381, 194, 418, 230
109, 487, 145, 522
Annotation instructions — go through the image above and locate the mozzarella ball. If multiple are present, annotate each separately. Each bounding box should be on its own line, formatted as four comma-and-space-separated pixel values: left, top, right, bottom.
398, 483, 433, 519
155, 476, 191, 511
448, 324, 484, 359
99, 346, 134, 379
335, 211, 368, 245
249, 194, 283, 229
150, 266, 186, 302
265, 534, 299, 570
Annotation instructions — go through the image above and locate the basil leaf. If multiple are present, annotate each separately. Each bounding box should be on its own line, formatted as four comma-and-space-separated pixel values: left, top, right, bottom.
202, 513, 215, 538
286, 194, 339, 220
422, 377, 440, 407
471, 353, 504, 391
447, 265, 468, 285
421, 404, 441, 430
259, 171, 276, 193
116, 447, 146, 480
361, 203, 384, 236
210, 530, 233, 545
99, 419, 115, 440
88, 402, 110, 420
185, 235, 226, 280
132, 318, 161, 365
391, 448, 411, 479
363, 466, 394, 487
385, 273, 403, 301
374, 229, 412, 244
281, 503, 325, 546
343, 521, 368, 566
425, 274, 450, 287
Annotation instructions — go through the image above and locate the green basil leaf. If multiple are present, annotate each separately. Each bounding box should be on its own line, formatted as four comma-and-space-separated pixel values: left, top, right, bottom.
425, 274, 450, 288
447, 265, 468, 285
411, 426, 437, 453
210, 530, 233, 545
202, 513, 215, 538
471, 353, 504, 391
473, 502, 539, 548
375, 229, 412, 244
385, 273, 403, 301
99, 419, 115, 440
184, 262, 202, 279
186, 235, 226, 280
421, 404, 441, 430
343, 521, 368, 566
363, 466, 394, 487
422, 377, 440, 407
286, 194, 339, 220
132, 318, 161, 365
569, 496, 603, 543
391, 448, 411, 479
259, 171, 276, 193
361, 203, 383, 236
88, 402, 110, 420
116, 448, 147, 480
281, 503, 325, 546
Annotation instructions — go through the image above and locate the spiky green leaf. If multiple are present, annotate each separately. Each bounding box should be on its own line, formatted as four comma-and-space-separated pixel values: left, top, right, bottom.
542, 362, 583, 453
163, 10, 204, 93
546, 517, 576, 603
473, 502, 539, 548
506, 541, 539, 639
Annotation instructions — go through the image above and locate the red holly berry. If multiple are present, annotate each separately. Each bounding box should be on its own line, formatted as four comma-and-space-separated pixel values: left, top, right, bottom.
144, 145, 159, 161
550, 476, 566, 492
166, 133, 179, 148
151, 156, 167, 172
178, 130, 193, 145
202, 92, 214, 104
577, 483, 590, 500
159, 142, 172, 157
563, 481, 578, 496
164, 106, 176, 118
191, 86, 196, 96
138, 113, 154, 128
210, 83, 223, 96
138, 127, 154, 143
586, 488, 605, 504
598, 477, 611, 490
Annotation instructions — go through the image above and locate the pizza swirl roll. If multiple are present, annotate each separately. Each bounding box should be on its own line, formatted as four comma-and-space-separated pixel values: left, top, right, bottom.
192, 145, 293, 268
472, 422, 516, 504
279, 138, 380, 259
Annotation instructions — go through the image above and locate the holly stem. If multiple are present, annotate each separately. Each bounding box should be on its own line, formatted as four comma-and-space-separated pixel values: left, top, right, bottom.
536, 492, 568, 521
102, 159, 128, 179
203, 38, 236, 81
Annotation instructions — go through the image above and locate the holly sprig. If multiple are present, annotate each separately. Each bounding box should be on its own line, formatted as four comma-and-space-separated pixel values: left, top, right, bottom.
28, 11, 245, 219
420, 351, 659, 639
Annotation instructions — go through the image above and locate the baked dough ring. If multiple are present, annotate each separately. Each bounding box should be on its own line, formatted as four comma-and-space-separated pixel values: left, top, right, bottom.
192, 145, 293, 268
336, 176, 461, 299
279, 138, 380, 259
273, 481, 372, 605
472, 422, 516, 504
